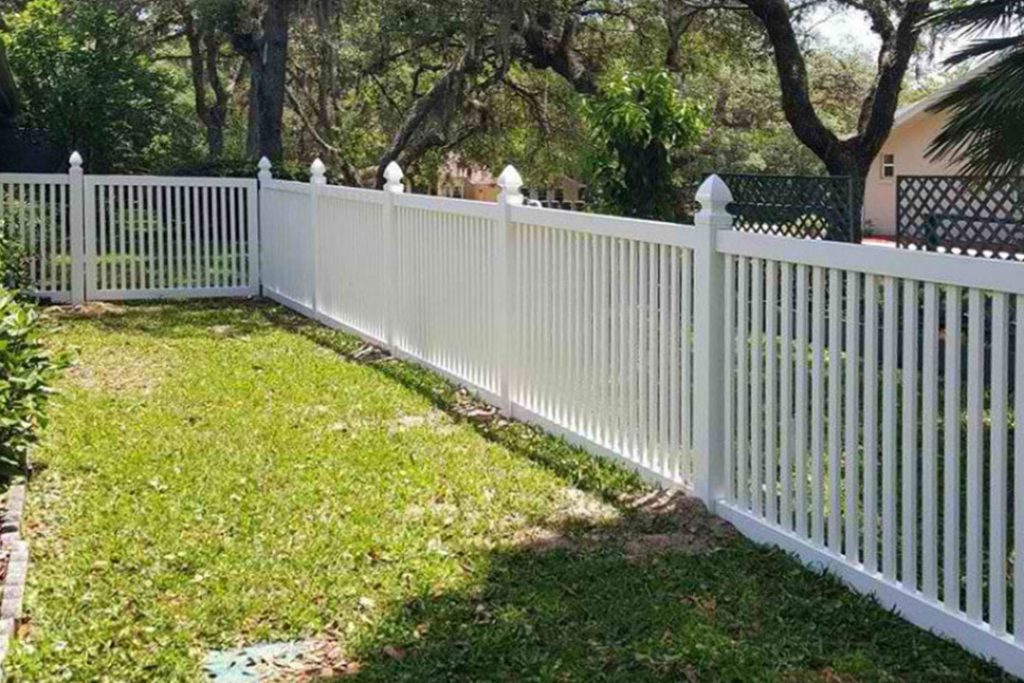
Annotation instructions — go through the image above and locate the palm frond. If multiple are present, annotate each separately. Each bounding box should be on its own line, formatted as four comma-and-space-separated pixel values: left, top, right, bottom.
927, 46, 1024, 176
927, 0, 1024, 35
927, 0, 1024, 36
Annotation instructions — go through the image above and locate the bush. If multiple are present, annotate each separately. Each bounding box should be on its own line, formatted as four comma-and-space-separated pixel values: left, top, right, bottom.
0, 220, 33, 293
163, 157, 331, 183
0, 289, 63, 470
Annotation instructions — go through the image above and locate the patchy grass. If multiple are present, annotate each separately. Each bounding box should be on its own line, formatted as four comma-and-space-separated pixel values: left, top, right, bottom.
7, 301, 1010, 681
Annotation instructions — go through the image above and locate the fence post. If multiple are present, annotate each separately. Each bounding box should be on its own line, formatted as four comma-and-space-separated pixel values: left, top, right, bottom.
68, 152, 85, 305
495, 165, 523, 415
309, 158, 326, 313
254, 157, 273, 296
692, 174, 734, 509
383, 161, 404, 352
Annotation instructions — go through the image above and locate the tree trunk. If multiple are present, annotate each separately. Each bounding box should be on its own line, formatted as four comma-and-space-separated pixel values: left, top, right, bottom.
257, 0, 291, 161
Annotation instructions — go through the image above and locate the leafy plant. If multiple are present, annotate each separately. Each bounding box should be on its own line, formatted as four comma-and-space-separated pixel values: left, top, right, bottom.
1, 0, 194, 173
0, 224, 32, 292
926, 0, 1024, 176
0, 289, 64, 470
584, 70, 705, 221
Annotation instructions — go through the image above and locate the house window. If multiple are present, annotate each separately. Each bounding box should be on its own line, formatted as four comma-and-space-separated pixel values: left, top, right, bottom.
881, 153, 895, 179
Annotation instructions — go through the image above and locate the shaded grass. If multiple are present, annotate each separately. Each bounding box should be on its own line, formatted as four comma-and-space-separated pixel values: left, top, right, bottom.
6, 300, 1012, 681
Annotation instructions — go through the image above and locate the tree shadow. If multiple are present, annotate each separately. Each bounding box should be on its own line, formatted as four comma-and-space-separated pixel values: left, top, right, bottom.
250, 302, 1008, 681
338, 500, 1006, 682
44, 298, 276, 340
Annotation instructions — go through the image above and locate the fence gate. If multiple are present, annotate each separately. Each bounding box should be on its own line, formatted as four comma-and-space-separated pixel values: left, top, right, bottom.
83, 176, 259, 300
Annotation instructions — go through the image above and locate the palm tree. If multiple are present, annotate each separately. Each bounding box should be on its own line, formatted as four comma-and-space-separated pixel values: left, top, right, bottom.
926, 0, 1024, 176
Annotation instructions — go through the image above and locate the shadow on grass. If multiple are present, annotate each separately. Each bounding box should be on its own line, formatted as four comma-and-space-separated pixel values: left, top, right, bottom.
45, 298, 275, 341
248, 302, 1008, 680
337, 516, 1007, 681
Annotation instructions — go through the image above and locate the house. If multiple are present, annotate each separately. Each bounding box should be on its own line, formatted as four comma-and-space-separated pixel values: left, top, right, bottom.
436, 155, 586, 205
862, 71, 975, 237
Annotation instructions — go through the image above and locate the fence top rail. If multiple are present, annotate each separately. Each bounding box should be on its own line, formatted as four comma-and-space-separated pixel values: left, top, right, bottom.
320, 184, 385, 205
0, 173, 72, 185
394, 192, 497, 219
718, 230, 1024, 294
261, 178, 313, 195
87, 175, 258, 189
511, 204, 702, 249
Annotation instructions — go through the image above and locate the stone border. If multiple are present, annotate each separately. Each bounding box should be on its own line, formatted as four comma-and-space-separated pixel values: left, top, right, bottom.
0, 484, 28, 667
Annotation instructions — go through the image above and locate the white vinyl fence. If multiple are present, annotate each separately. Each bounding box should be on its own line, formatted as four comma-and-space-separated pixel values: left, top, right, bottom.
3, 152, 1022, 676
0, 154, 259, 302
259, 159, 1023, 678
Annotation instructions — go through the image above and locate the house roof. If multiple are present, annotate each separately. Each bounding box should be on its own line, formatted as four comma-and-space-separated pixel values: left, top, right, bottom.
890, 62, 988, 133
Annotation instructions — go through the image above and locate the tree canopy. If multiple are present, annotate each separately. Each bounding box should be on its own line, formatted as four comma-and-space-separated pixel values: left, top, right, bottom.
0, 0, 951, 219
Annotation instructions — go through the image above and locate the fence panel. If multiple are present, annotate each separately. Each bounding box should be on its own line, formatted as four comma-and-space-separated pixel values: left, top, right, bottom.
717, 231, 1024, 674
510, 208, 701, 487
313, 186, 387, 341
392, 195, 500, 396
85, 176, 258, 299
897, 175, 1024, 258
0, 173, 74, 301
260, 179, 314, 307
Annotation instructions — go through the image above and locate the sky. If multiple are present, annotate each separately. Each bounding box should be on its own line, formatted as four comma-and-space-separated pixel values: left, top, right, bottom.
809, 5, 972, 72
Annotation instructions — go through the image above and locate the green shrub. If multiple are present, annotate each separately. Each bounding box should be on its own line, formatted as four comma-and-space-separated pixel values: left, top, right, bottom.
0, 220, 33, 292
0, 289, 64, 470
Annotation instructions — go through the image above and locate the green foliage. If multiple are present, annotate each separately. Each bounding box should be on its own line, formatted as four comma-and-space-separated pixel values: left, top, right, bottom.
584, 71, 705, 220
162, 156, 319, 183
927, 0, 1024, 176
0, 289, 63, 470
1, 0, 196, 173
0, 226, 31, 292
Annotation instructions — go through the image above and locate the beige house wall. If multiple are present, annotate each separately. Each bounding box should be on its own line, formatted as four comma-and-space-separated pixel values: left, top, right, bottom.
863, 110, 962, 236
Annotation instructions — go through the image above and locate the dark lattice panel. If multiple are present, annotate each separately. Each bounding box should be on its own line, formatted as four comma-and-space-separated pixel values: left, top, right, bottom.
718, 174, 855, 241
897, 176, 1024, 259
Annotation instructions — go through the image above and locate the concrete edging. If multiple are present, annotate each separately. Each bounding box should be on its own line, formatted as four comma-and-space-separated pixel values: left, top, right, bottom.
0, 484, 29, 668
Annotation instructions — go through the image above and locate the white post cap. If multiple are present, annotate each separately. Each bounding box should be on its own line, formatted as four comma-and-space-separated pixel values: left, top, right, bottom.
695, 174, 734, 231
497, 165, 523, 205
383, 161, 404, 193
257, 156, 272, 181
69, 151, 83, 169
310, 158, 327, 185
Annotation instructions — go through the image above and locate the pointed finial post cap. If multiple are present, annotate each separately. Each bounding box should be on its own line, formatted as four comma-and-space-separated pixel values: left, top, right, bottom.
695, 174, 733, 215
257, 157, 272, 180
69, 151, 83, 169
310, 158, 327, 185
497, 165, 523, 205
384, 161, 404, 193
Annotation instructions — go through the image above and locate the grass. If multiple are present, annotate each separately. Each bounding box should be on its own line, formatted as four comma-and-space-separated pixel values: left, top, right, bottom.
5, 300, 1013, 681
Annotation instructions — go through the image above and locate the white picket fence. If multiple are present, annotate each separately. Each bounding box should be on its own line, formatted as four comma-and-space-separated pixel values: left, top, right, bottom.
2, 153, 1022, 676
259, 159, 1024, 677
0, 154, 259, 302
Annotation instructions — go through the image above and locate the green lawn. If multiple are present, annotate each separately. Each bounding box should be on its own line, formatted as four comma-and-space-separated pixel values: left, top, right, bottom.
6, 300, 1010, 681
